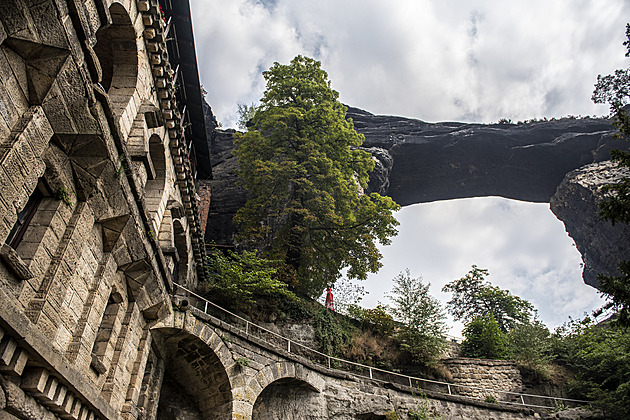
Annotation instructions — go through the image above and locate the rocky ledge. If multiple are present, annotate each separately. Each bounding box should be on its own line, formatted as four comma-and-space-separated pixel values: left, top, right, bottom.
550, 161, 630, 287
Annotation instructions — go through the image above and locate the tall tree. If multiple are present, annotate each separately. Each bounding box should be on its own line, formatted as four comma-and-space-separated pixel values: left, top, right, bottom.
389, 269, 447, 364
592, 23, 630, 326
442, 265, 535, 332
233, 56, 400, 298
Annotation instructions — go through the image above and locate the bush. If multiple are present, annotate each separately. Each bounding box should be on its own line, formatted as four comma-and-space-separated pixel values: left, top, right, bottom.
204, 248, 294, 309
461, 313, 507, 359
361, 305, 396, 336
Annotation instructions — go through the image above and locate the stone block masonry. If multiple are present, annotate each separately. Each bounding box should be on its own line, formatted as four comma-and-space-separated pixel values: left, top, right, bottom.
443, 358, 523, 402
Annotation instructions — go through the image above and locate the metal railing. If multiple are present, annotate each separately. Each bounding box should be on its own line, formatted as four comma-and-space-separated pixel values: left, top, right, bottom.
172, 283, 590, 411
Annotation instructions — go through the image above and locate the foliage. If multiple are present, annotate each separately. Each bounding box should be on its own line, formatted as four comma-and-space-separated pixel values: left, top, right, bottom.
506, 318, 552, 370
233, 55, 400, 298
461, 313, 508, 359
551, 317, 630, 419
55, 187, 72, 206
592, 24, 630, 328
312, 301, 355, 356
235, 357, 251, 367
204, 248, 294, 308
592, 23, 630, 140
345, 328, 401, 368
484, 395, 498, 404
384, 411, 400, 420
407, 390, 441, 420
359, 304, 396, 336
236, 102, 257, 129
389, 270, 447, 365
442, 265, 535, 333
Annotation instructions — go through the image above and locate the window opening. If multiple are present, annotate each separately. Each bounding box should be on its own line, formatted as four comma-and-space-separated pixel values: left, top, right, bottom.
5, 179, 50, 248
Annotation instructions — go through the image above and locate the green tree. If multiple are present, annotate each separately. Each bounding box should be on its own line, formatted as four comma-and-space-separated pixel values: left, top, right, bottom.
461, 313, 507, 359
441, 265, 535, 332
389, 269, 447, 364
236, 102, 257, 130
204, 249, 294, 308
233, 56, 400, 298
506, 318, 551, 370
592, 23, 630, 327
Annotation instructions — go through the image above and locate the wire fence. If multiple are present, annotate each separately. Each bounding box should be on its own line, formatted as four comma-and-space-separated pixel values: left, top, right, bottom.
172, 283, 590, 411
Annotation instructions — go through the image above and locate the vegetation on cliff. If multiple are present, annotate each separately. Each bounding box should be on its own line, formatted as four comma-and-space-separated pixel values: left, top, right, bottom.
232, 55, 400, 298
592, 22, 630, 327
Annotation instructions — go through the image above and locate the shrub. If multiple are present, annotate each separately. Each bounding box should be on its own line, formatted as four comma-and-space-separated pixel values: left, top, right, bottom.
461, 313, 507, 359
204, 248, 294, 309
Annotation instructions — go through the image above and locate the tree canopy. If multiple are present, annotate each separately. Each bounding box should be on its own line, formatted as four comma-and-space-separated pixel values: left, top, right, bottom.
233, 55, 400, 298
441, 265, 535, 332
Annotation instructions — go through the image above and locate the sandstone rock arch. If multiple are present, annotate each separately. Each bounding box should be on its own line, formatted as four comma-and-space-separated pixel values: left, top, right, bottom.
206, 105, 630, 288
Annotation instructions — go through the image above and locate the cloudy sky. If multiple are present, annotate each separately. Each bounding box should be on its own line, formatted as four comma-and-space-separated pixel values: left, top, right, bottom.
189, 0, 629, 334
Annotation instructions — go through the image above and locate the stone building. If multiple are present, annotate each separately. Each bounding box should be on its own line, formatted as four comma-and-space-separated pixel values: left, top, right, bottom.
0, 0, 210, 418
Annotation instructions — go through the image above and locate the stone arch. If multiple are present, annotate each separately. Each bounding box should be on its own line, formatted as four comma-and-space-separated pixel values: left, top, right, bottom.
127, 103, 162, 184
152, 319, 235, 419
243, 361, 325, 419
145, 134, 167, 231
94, 2, 138, 116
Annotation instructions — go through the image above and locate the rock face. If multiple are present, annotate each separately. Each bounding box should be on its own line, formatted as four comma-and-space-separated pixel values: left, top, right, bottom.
204, 104, 630, 288
550, 161, 630, 287
346, 107, 620, 204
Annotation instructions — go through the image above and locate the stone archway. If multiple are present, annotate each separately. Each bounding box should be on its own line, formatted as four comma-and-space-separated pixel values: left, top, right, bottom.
241, 361, 326, 419
94, 2, 138, 116
252, 377, 327, 420
152, 325, 234, 420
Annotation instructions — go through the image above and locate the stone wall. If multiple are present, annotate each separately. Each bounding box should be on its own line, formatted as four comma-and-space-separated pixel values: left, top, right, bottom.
443, 358, 523, 402
153, 306, 540, 420
0, 1, 205, 419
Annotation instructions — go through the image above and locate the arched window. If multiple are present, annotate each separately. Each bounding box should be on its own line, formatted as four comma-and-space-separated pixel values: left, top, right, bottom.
94, 3, 138, 116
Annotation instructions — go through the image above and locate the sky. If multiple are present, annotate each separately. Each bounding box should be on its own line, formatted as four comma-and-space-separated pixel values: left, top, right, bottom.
189, 0, 629, 334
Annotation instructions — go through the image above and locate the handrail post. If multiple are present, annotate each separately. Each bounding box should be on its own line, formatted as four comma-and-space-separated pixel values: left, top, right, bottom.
409, 376, 412, 388
447, 384, 452, 395
328, 357, 331, 369
245, 321, 249, 335
369, 367, 373, 380
288, 339, 291, 353
521, 395, 525, 405
204, 301, 208, 313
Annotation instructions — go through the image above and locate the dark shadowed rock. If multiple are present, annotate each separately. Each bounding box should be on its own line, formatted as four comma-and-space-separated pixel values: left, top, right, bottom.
347, 107, 619, 205
550, 161, 630, 287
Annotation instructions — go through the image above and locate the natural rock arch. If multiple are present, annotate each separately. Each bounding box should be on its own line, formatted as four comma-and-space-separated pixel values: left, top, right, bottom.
205, 104, 630, 288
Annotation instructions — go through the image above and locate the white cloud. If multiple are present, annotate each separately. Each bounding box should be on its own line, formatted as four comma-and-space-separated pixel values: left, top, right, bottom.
363, 198, 604, 335
191, 0, 629, 126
